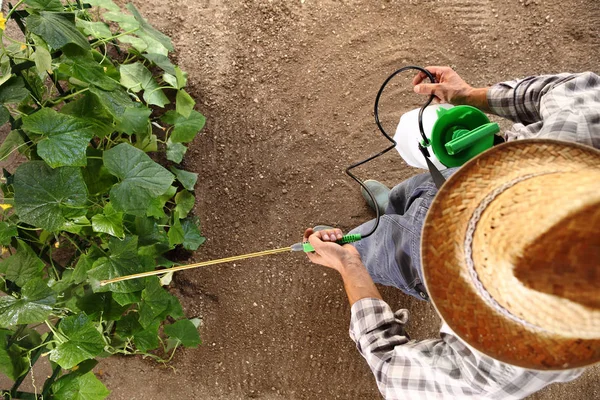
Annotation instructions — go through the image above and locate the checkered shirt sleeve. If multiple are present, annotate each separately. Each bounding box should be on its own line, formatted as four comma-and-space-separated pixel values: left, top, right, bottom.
487, 72, 600, 149
350, 298, 584, 400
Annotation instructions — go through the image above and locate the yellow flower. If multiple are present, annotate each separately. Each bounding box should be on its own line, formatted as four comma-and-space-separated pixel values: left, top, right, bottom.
20, 44, 26, 51
0, 13, 6, 31
1, 247, 8, 256
0, 204, 12, 210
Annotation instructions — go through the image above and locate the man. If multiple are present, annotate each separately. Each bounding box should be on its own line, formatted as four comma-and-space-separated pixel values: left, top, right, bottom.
303, 67, 600, 399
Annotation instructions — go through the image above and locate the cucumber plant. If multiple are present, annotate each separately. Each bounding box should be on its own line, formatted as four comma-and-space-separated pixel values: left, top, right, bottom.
0, 1, 206, 398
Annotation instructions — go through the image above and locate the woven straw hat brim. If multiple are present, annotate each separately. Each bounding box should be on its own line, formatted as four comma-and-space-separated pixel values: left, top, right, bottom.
421, 139, 600, 370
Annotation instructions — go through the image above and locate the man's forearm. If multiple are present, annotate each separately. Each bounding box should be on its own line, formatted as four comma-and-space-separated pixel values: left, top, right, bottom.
338, 259, 382, 306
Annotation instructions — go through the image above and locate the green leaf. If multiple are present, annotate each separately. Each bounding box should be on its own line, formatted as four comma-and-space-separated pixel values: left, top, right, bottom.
104, 143, 174, 216
72, 248, 104, 284
61, 215, 91, 234
163, 319, 200, 348
103, 12, 138, 31
111, 291, 141, 307
0, 222, 17, 246
134, 133, 157, 153
60, 55, 119, 91
146, 185, 177, 219
116, 106, 151, 135
27, 12, 91, 50
33, 46, 52, 76
24, 0, 63, 11
142, 53, 175, 75
161, 110, 205, 143
138, 277, 183, 328
22, 108, 94, 167
0, 240, 45, 288
81, 149, 117, 196
0, 77, 30, 104
0, 330, 28, 380
87, 236, 148, 293
0, 130, 26, 162
174, 66, 187, 89
133, 320, 159, 352
167, 217, 184, 247
49, 314, 105, 369
76, 19, 113, 39
14, 161, 88, 231
0, 278, 55, 326
61, 93, 114, 138
162, 73, 177, 88
176, 89, 195, 118
0, 105, 10, 126
91, 203, 124, 238
170, 167, 197, 191
174, 190, 195, 219
166, 139, 187, 163
52, 371, 110, 400
85, 0, 120, 12
119, 62, 169, 107
125, 3, 174, 51
114, 312, 142, 337
89, 86, 135, 121
181, 217, 205, 251
118, 35, 147, 53
76, 291, 128, 321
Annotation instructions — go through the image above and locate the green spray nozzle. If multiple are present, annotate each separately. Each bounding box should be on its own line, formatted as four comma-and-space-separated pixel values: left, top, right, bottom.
299, 233, 362, 253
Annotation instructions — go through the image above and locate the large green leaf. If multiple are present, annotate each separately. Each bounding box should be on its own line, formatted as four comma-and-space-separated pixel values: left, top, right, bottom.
22, 108, 95, 167
49, 314, 105, 369
181, 217, 205, 251
146, 185, 176, 219
91, 203, 124, 238
161, 110, 205, 143
0, 77, 30, 104
176, 90, 195, 118
0, 278, 55, 326
164, 319, 201, 348
170, 167, 197, 191
72, 248, 104, 285
126, 4, 174, 51
76, 291, 128, 322
0, 240, 45, 287
27, 12, 91, 50
138, 277, 183, 328
75, 19, 113, 39
24, 0, 63, 11
104, 143, 174, 216
0, 222, 17, 246
119, 62, 169, 107
59, 55, 119, 91
87, 236, 147, 293
13, 161, 88, 231
60, 93, 114, 138
0, 105, 9, 125
116, 106, 152, 135
52, 371, 110, 400
167, 217, 184, 247
89, 86, 135, 122
81, 149, 117, 196
132, 320, 159, 352
142, 53, 175, 75
0, 330, 28, 381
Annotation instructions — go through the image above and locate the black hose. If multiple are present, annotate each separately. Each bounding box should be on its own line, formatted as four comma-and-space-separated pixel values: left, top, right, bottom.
345, 66, 436, 238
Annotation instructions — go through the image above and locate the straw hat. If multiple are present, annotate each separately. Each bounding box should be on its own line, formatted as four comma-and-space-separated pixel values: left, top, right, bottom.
421, 139, 600, 370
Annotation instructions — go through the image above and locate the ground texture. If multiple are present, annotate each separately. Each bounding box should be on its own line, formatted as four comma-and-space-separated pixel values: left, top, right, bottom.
8, 0, 600, 399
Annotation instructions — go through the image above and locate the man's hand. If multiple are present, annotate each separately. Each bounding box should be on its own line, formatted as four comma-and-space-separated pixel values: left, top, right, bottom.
412, 66, 490, 111
303, 227, 382, 305
303, 228, 361, 272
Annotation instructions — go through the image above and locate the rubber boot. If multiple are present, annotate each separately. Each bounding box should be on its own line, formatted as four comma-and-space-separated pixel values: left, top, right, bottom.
361, 180, 390, 215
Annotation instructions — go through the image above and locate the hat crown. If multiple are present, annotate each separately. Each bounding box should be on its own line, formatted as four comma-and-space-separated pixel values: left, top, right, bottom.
471, 171, 600, 338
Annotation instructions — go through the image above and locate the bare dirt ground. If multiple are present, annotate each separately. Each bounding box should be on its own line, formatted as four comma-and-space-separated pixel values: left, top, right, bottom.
16, 0, 600, 399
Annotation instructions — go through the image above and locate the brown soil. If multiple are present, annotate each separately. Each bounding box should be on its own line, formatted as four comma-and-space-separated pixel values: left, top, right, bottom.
6, 0, 600, 399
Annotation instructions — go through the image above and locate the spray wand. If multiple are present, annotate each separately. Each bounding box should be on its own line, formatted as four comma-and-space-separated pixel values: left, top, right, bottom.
100, 66, 438, 287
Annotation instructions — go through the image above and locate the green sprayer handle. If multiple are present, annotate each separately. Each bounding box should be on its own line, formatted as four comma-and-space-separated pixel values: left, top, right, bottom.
302, 233, 362, 253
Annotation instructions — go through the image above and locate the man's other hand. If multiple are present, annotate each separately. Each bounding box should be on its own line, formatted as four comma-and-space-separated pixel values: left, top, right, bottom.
412, 66, 474, 104
303, 228, 361, 272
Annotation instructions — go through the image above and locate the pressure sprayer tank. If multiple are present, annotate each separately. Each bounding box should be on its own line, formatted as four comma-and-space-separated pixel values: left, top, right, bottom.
394, 104, 500, 170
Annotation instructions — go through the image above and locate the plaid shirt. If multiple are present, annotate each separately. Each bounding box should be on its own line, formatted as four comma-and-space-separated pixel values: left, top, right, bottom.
350, 72, 600, 399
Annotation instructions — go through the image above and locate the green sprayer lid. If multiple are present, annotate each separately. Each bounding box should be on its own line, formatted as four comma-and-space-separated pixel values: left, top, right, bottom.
430, 105, 500, 167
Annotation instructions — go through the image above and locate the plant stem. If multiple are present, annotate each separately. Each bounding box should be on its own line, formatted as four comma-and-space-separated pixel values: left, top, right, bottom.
46, 88, 89, 106
6, 0, 26, 19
